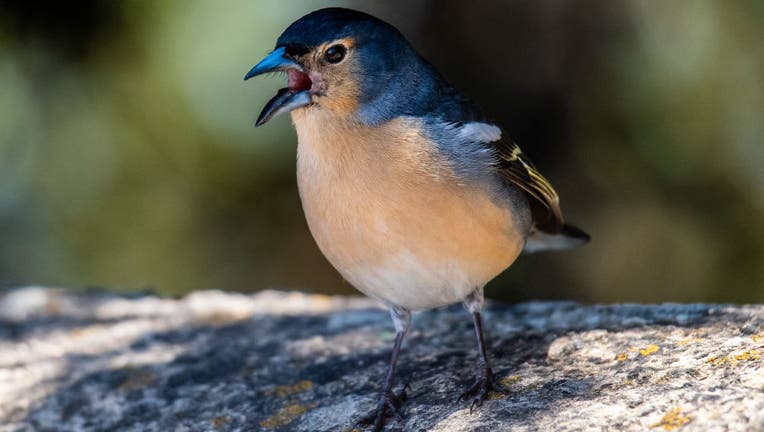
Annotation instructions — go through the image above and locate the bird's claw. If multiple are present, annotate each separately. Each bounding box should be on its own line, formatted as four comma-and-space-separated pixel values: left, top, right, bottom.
356, 385, 409, 431
457, 365, 506, 413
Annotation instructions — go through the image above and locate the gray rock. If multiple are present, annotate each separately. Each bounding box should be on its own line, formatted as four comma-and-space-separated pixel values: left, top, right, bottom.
1, 287, 763, 431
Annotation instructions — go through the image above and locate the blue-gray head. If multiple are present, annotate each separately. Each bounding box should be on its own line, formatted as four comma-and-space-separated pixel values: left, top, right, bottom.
244, 8, 442, 126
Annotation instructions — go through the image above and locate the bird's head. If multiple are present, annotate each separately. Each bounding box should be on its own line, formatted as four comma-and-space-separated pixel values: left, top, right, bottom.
245, 8, 436, 126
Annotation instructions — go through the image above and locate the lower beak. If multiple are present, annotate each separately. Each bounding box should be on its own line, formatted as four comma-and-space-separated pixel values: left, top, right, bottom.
244, 46, 312, 126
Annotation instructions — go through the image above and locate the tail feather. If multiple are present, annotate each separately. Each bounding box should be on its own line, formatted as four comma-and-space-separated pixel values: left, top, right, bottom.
523, 224, 590, 254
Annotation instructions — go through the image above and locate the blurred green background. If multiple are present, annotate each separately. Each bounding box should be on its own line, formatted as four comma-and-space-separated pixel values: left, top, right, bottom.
0, 1, 762, 303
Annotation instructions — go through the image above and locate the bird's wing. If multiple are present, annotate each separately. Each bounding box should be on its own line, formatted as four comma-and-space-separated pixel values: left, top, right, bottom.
493, 137, 564, 233
422, 80, 564, 233
440, 120, 564, 233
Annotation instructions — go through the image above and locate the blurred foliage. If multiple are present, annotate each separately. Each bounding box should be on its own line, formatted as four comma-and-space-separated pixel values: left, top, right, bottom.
0, 1, 762, 302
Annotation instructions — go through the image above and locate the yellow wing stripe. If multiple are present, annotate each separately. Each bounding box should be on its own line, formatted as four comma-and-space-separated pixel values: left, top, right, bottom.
497, 140, 564, 232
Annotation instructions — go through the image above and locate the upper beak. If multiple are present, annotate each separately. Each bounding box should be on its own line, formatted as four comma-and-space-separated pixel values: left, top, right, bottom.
244, 46, 312, 126
244, 46, 300, 80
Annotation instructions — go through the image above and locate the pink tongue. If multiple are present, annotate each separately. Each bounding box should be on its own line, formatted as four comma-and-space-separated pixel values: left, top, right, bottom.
288, 70, 312, 92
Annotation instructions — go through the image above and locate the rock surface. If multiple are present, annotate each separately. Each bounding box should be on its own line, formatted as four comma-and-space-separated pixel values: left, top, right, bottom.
1, 287, 763, 432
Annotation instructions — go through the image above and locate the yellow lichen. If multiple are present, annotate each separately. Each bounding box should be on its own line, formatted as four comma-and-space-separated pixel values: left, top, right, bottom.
211, 416, 230, 429
735, 350, 761, 361
616, 352, 628, 361
118, 369, 155, 391
640, 345, 660, 356
676, 337, 702, 346
650, 407, 692, 430
259, 403, 312, 429
654, 374, 671, 384
266, 380, 314, 398
520, 383, 541, 393
499, 375, 521, 386
200, 312, 253, 325
752, 334, 764, 343
706, 349, 761, 367
488, 391, 506, 400
311, 294, 333, 307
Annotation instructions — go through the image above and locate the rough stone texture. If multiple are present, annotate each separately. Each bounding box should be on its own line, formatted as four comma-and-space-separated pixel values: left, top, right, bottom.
1, 287, 763, 432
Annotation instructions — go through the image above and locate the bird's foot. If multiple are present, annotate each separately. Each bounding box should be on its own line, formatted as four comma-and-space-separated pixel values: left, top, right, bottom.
356, 384, 409, 431
458, 363, 505, 413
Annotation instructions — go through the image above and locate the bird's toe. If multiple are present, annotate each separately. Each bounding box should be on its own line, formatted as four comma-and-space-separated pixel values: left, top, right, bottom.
355, 386, 409, 431
457, 366, 506, 413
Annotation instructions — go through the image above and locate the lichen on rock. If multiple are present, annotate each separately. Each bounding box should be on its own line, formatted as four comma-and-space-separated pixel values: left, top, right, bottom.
1, 287, 763, 431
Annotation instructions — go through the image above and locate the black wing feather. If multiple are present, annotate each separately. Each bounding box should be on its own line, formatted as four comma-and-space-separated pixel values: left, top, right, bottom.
494, 139, 564, 233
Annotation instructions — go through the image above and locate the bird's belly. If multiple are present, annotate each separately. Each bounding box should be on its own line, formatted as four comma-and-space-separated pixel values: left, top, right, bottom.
293, 114, 528, 310
300, 181, 524, 310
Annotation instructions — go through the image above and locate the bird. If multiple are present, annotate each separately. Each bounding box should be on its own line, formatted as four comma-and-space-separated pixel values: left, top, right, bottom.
244, 7, 589, 431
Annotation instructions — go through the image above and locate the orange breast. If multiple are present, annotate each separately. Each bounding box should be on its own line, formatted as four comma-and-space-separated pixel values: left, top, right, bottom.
291, 110, 528, 310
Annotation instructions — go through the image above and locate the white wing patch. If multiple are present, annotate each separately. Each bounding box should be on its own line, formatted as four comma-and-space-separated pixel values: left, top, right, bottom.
457, 122, 502, 143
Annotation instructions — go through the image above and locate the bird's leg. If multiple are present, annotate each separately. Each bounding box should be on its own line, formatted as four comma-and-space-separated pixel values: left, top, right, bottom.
460, 311, 497, 410
357, 307, 411, 432
459, 287, 505, 412
373, 329, 407, 428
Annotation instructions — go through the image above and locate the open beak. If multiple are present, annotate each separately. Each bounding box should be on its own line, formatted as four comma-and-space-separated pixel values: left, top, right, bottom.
244, 46, 313, 126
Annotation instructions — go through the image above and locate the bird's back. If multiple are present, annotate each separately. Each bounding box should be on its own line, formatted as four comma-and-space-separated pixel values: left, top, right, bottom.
410, 61, 589, 242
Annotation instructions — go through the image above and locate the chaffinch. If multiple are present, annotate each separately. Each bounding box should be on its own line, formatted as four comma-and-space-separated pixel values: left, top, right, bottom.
245, 7, 589, 431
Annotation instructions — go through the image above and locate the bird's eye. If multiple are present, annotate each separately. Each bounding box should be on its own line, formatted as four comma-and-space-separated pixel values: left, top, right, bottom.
324, 44, 347, 64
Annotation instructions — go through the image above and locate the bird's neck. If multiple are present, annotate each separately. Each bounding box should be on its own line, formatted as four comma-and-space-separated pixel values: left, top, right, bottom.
290, 107, 367, 171
290, 107, 445, 182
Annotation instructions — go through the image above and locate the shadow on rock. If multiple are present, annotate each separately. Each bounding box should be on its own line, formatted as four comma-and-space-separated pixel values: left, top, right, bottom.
12, 297, 718, 431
